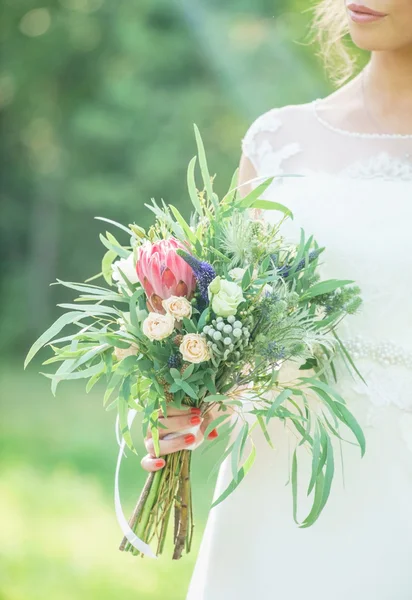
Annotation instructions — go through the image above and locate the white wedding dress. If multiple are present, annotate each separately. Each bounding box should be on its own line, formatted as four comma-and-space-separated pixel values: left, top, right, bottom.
187, 100, 412, 599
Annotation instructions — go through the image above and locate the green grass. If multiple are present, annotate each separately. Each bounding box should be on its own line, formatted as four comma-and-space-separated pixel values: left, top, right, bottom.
0, 361, 221, 600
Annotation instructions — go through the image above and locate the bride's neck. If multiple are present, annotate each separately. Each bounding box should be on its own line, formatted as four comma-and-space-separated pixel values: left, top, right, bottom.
362, 48, 412, 133
368, 48, 412, 99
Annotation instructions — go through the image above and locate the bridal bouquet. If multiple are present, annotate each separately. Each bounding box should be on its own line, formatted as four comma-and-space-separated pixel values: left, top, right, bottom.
25, 126, 364, 560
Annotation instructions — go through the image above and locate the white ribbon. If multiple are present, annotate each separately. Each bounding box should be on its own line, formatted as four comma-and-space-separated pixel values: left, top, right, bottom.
114, 409, 158, 559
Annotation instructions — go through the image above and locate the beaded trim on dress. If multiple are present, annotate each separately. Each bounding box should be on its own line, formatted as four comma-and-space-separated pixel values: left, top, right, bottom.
241, 101, 412, 182
312, 98, 412, 141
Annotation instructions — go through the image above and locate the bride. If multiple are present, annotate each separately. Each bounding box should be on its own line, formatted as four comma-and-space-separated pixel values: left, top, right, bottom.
142, 1, 412, 598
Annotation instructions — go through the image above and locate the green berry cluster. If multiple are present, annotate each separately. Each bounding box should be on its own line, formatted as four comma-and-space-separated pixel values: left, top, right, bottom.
203, 315, 251, 362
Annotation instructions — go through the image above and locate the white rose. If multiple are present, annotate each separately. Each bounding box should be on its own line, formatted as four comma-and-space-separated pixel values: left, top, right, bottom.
162, 296, 193, 322
142, 312, 175, 341
179, 334, 210, 364
208, 277, 245, 317
112, 254, 139, 286
229, 268, 246, 281
229, 266, 258, 282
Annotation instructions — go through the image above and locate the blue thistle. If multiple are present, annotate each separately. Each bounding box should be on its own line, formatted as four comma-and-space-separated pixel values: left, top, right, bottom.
278, 249, 323, 279
167, 354, 182, 369
260, 341, 286, 361
258, 291, 281, 318
176, 250, 216, 302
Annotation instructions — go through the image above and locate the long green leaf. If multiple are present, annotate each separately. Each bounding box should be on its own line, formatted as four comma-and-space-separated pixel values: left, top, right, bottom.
99, 233, 129, 258
41, 362, 103, 382
118, 377, 136, 454
187, 155, 203, 216
231, 423, 248, 483
334, 403, 366, 456
257, 414, 274, 449
307, 424, 321, 495
169, 205, 197, 245
266, 389, 293, 423
291, 448, 298, 524
248, 199, 293, 219
211, 441, 256, 508
58, 303, 120, 316
95, 216, 133, 236
25, 311, 85, 368
203, 413, 230, 438
102, 250, 117, 286
193, 124, 214, 203
236, 177, 274, 209
300, 279, 354, 301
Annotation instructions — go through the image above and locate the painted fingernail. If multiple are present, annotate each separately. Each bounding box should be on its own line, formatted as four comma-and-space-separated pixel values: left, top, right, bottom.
184, 434, 196, 445
155, 459, 165, 468
190, 415, 202, 425
208, 429, 218, 440
190, 407, 201, 415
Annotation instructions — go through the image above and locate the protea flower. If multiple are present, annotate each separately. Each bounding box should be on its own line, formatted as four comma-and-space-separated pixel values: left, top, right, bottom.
136, 239, 196, 312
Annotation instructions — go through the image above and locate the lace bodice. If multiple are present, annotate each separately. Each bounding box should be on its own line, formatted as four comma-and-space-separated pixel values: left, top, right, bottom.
241, 102, 412, 423
242, 100, 412, 183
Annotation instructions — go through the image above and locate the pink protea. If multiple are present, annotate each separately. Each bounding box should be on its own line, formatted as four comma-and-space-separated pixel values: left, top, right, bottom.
136, 238, 196, 312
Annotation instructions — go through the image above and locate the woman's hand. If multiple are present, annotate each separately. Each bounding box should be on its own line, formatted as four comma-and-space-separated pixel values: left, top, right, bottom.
141, 405, 222, 473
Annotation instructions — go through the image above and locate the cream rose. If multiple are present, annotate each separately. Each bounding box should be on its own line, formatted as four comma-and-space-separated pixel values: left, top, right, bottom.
113, 343, 139, 361
142, 312, 175, 341
162, 296, 192, 322
179, 333, 210, 364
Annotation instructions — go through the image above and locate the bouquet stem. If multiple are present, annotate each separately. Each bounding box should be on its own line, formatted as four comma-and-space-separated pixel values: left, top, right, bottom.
119, 449, 193, 559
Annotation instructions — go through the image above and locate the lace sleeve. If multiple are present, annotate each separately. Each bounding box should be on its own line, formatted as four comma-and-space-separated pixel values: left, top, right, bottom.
241, 107, 302, 179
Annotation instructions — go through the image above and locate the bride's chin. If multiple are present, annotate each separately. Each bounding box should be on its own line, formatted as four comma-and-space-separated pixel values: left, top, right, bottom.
348, 29, 409, 52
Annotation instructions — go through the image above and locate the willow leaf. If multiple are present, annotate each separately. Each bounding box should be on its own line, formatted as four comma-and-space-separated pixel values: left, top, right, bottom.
334, 403, 366, 456
203, 413, 231, 438
25, 311, 85, 368
211, 441, 256, 509
187, 155, 203, 216
99, 233, 129, 258
193, 124, 214, 203
266, 389, 294, 423
95, 216, 134, 236
300, 279, 354, 301
231, 423, 248, 483
248, 199, 293, 219
169, 205, 197, 245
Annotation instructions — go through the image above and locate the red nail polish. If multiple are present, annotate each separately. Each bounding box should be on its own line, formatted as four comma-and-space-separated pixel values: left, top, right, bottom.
190, 407, 201, 415
184, 434, 196, 445
190, 415, 202, 425
208, 429, 218, 440
155, 460, 165, 468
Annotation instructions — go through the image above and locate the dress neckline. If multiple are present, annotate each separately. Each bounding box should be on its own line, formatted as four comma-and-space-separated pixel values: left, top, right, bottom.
312, 98, 412, 141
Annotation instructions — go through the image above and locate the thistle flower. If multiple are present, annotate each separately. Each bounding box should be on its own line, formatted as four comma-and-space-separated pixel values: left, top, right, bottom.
176, 250, 216, 302
259, 341, 286, 361
278, 249, 323, 279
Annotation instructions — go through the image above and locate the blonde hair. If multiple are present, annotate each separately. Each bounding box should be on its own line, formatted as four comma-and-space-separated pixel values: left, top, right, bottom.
311, 0, 358, 85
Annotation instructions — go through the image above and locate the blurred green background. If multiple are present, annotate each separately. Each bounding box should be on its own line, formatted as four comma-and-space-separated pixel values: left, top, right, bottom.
0, 1, 338, 598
